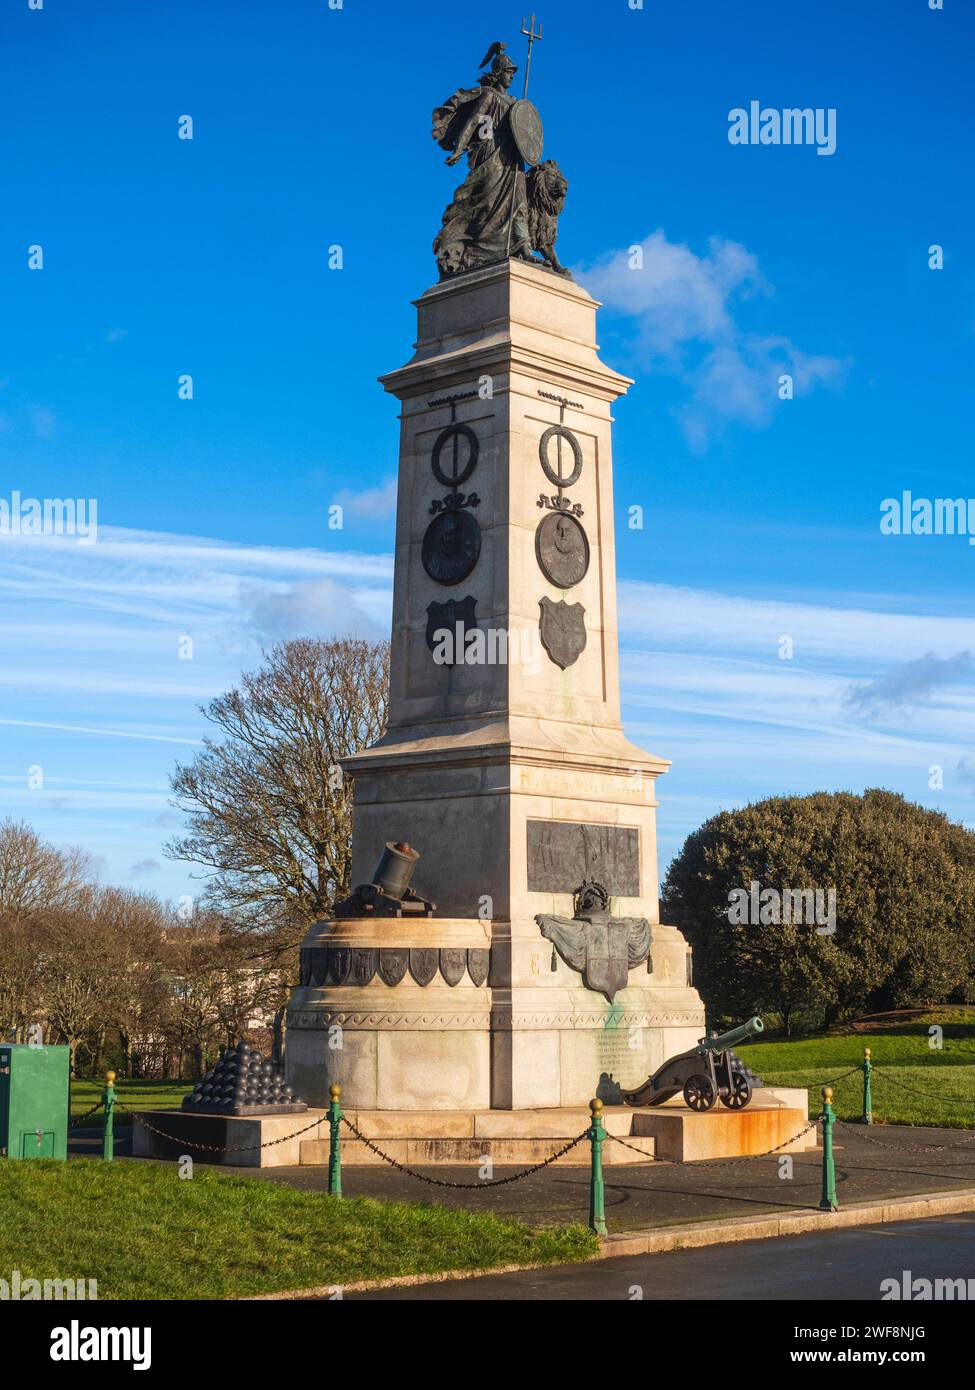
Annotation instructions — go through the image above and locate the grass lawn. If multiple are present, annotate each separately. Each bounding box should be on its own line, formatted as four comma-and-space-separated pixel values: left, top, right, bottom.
0, 1159, 597, 1299
71, 1079, 192, 1128
738, 1011, 975, 1128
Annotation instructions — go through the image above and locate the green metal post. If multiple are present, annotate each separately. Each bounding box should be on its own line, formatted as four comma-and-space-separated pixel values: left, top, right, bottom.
819, 1086, 837, 1211
862, 1047, 873, 1125
327, 1083, 343, 1197
588, 1097, 608, 1236
102, 1070, 116, 1162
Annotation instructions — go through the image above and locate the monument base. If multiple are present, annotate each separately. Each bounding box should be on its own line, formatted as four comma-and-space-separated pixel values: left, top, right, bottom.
286, 916, 704, 1112
297, 1088, 813, 1167
131, 1109, 326, 1168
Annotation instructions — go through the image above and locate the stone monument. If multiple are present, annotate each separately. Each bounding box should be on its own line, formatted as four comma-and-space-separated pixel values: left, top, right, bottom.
286, 31, 706, 1123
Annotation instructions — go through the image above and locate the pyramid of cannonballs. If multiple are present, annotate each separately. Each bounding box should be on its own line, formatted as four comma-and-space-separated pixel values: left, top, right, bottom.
182, 1042, 308, 1116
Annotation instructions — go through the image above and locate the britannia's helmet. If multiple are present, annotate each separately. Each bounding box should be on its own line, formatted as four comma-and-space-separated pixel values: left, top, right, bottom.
478, 40, 518, 83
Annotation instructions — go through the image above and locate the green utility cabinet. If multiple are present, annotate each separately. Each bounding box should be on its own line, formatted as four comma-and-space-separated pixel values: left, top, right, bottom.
0, 1045, 70, 1160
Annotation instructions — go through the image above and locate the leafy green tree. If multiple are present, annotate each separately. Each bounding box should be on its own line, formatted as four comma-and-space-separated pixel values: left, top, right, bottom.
662, 790, 975, 1034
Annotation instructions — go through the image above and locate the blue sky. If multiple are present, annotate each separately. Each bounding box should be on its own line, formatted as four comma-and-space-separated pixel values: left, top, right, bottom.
2, 0, 973, 906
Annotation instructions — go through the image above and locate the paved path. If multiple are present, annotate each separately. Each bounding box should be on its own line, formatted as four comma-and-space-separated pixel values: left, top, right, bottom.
349, 1215, 975, 1300
73, 1119, 975, 1236
213, 1122, 975, 1234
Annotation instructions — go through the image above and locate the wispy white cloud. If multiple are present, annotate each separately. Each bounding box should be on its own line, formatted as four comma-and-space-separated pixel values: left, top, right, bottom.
335, 477, 398, 520
243, 576, 384, 641
618, 580, 975, 664
845, 651, 974, 714
0, 524, 970, 895
578, 230, 850, 450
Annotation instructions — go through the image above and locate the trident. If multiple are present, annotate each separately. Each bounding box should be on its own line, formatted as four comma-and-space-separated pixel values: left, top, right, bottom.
504, 15, 543, 259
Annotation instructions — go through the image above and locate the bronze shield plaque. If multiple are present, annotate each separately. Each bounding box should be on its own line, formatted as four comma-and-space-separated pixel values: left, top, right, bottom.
378, 948, 409, 987
302, 948, 329, 987
535, 512, 589, 588
582, 920, 631, 1003
439, 948, 467, 987
426, 595, 477, 659
539, 596, 587, 670
325, 947, 351, 986
349, 948, 379, 987
409, 948, 439, 987
467, 948, 490, 987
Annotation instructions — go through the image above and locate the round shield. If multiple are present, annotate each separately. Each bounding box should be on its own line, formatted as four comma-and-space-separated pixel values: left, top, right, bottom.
509, 98, 544, 167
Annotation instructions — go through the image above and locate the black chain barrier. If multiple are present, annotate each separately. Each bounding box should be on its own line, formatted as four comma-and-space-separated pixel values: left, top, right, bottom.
112, 1057, 975, 1185
340, 1113, 589, 1189
871, 1066, 975, 1105
811, 1066, 862, 1088
68, 1100, 104, 1130
835, 1118, 975, 1155
119, 1102, 332, 1156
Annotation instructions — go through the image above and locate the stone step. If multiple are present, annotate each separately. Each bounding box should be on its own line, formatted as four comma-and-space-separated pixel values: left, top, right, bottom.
299, 1133, 655, 1168
297, 1093, 816, 1167
336, 1107, 636, 1141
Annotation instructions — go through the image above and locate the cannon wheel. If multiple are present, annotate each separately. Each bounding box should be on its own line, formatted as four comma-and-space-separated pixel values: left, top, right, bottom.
683, 1073, 717, 1111
721, 1071, 752, 1110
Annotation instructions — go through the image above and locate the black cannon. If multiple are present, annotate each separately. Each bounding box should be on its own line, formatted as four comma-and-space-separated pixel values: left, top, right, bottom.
621, 1016, 765, 1112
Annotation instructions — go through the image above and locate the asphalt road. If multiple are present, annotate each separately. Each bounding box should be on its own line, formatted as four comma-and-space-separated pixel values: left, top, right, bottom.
350, 1215, 975, 1300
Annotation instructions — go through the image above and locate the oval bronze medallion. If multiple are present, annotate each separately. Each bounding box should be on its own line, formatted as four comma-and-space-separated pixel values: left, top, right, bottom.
535, 512, 590, 589
422, 509, 481, 586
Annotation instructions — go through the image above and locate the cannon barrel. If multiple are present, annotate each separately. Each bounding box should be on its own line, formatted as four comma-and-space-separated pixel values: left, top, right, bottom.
372, 841, 420, 900
702, 1016, 764, 1053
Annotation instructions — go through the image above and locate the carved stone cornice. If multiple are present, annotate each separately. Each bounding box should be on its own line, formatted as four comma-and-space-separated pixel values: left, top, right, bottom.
285, 1007, 704, 1032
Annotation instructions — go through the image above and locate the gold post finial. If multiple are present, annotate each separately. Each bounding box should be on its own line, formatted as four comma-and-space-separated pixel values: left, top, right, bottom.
864, 1047, 871, 1058
329, 1083, 341, 1101
106, 1070, 116, 1085
590, 1097, 603, 1117
822, 1086, 833, 1103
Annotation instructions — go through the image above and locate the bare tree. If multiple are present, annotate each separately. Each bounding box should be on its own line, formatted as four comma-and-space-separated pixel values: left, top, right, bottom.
0, 820, 93, 1046
0, 819, 90, 922
36, 899, 116, 1073
157, 915, 287, 1078
0, 917, 42, 1042
91, 888, 170, 1076
166, 639, 388, 946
